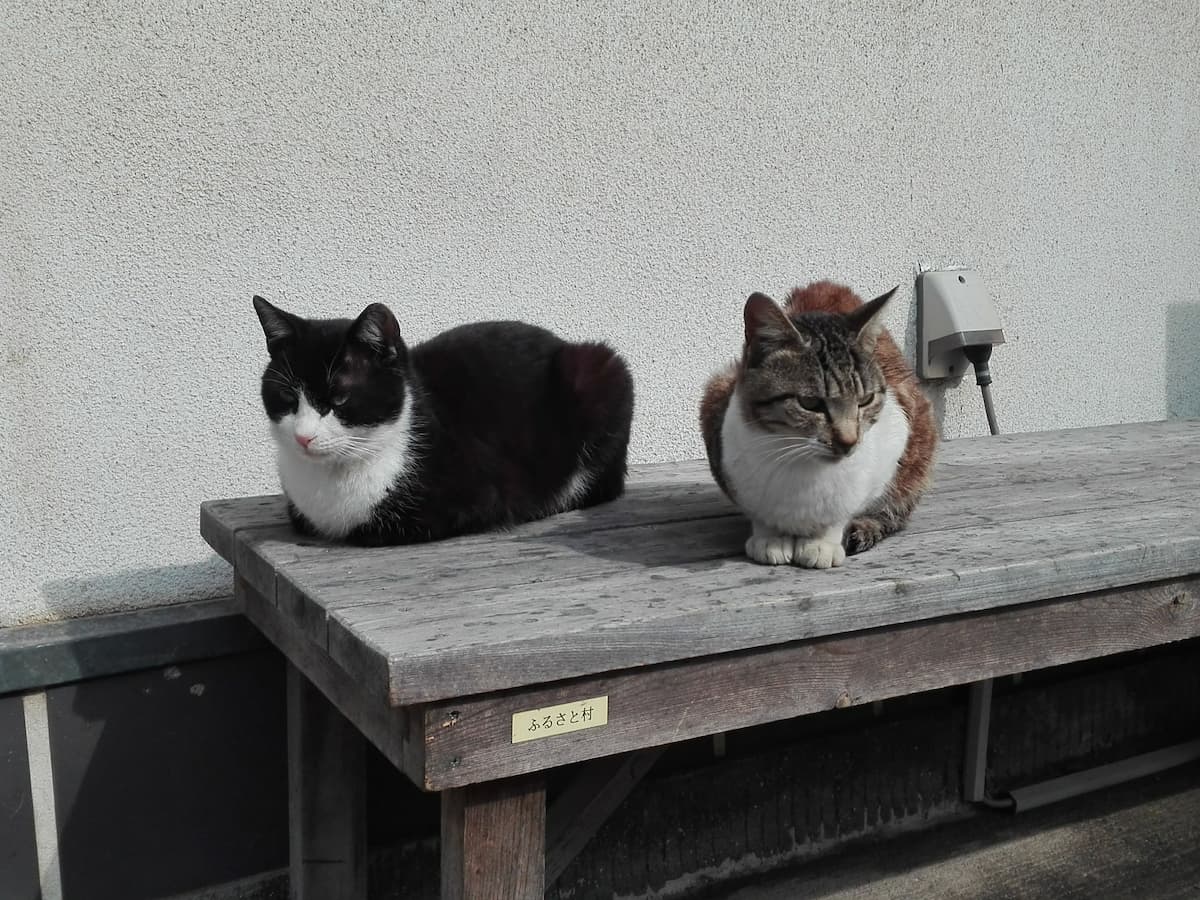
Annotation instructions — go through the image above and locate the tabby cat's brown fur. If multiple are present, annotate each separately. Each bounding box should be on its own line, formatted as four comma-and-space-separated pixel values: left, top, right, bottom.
700, 280, 937, 565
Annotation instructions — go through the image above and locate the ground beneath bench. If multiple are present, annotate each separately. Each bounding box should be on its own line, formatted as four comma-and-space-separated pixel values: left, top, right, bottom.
707, 762, 1200, 900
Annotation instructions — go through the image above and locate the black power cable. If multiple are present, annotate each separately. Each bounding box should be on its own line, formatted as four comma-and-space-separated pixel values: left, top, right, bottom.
963, 344, 1000, 437
961, 342, 1014, 809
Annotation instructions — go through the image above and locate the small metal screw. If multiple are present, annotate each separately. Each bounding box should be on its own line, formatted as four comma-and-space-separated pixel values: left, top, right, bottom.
442, 711, 460, 728
449, 756, 462, 769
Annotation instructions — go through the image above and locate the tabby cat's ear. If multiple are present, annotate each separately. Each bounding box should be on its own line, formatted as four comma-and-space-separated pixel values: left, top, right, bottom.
847, 285, 897, 354
347, 303, 405, 364
253, 295, 298, 355
744, 292, 801, 346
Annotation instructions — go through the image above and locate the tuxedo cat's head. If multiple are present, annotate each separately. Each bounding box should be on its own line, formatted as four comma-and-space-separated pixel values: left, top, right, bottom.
253, 296, 409, 464
738, 287, 895, 458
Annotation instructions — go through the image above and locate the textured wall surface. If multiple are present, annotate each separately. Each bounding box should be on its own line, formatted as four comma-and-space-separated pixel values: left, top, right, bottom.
2, 1, 1199, 623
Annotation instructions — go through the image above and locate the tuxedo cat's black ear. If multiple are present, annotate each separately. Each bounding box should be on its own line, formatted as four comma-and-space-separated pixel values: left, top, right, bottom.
348, 303, 405, 363
847, 285, 897, 354
744, 292, 802, 346
253, 295, 298, 355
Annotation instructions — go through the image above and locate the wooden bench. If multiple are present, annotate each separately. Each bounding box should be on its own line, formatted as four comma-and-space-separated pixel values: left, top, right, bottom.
199, 420, 1200, 900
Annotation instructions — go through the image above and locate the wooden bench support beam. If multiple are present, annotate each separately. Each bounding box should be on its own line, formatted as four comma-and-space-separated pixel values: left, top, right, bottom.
287, 663, 367, 900
239, 577, 425, 785
441, 774, 545, 900
423, 576, 1200, 789
546, 748, 665, 886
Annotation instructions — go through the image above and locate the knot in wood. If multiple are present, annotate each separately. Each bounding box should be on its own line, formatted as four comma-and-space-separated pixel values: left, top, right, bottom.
1168, 592, 1195, 616
835, 691, 852, 709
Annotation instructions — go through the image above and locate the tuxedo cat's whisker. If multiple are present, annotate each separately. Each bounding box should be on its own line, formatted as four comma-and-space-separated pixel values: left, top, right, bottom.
339, 441, 381, 456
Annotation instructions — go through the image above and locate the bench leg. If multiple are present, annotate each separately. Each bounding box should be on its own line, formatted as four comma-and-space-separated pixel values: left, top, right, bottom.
441, 775, 545, 900
287, 663, 367, 900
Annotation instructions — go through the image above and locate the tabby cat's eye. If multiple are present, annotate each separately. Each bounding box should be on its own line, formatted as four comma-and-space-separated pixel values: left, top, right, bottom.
796, 397, 826, 413
858, 392, 876, 408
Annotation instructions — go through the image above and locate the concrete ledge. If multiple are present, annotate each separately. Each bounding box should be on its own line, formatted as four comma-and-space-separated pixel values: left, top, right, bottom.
0, 597, 265, 694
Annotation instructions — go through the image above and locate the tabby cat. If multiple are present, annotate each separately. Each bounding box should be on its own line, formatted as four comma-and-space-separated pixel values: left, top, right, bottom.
253, 296, 635, 545
700, 280, 936, 567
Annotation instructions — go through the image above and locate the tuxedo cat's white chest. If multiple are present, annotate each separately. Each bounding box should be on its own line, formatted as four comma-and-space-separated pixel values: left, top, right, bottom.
720, 388, 909, 535
273, 400, 415, 539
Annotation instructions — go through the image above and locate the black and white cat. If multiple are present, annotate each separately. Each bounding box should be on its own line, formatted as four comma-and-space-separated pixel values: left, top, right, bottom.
252, 296, 635, 545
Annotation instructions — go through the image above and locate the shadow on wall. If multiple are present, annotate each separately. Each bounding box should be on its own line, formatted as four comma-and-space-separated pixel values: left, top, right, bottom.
36, 559, 290, 900
1166, 304, 1200, 419
47, 653, 289, 900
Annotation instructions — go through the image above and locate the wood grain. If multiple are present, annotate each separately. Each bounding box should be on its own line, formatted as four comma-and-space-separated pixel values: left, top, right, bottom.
282, 467, 1192, 645
236, 578, 424, 785
545, 749, 664, 886
350, 497, 1200, 703
440, 775, 545, 900
418, 576, 1200, 788
287, 663, 366, 900
197, 422, 1200, 707
200, 495, 288, 564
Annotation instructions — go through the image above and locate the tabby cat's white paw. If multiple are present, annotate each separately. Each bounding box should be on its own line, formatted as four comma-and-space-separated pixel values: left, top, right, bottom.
793, 539, 846, 569
745, 534, 795, 565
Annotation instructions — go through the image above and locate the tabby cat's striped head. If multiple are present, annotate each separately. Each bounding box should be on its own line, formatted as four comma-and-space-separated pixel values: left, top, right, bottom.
738, 287, 896, 457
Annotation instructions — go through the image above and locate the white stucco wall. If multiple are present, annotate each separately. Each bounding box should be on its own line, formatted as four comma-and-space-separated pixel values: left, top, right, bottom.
3, 2, 1198, 625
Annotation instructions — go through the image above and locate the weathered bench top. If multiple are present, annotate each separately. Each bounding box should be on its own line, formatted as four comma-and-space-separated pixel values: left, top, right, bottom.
202, 421, 1200, 709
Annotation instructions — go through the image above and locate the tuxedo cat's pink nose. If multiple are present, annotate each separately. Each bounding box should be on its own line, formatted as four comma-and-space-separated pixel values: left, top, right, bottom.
295, 434, 314, 449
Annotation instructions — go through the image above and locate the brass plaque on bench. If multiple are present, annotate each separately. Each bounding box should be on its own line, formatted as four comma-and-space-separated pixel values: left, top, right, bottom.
511, 696, 609, 744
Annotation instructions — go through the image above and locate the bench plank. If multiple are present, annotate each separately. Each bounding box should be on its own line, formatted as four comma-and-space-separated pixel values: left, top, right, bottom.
198, 422, 1200, 707
236, 579, 424, 785
418, 576, 1200, 788
197, 420, 1199, 565
200, 494, 288, 564
344, 494, 1200, 704
213, 434, 1197, 658
295, 463, 1190, 635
